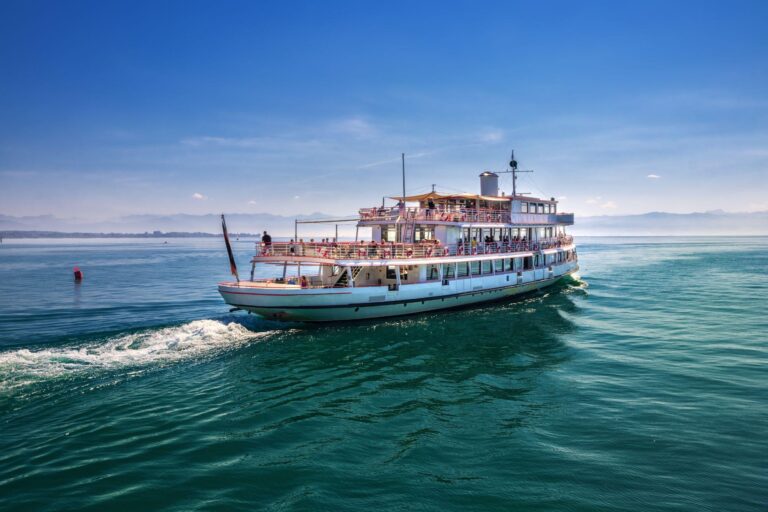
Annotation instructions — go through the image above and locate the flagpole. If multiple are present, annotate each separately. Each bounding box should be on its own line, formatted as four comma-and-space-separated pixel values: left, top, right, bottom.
221, 214, 239, 283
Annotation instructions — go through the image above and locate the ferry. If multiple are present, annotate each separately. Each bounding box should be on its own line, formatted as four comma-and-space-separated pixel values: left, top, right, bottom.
218, 155, 578, 321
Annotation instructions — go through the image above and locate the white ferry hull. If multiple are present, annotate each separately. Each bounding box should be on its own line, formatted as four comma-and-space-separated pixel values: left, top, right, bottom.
219, 262, 578, 322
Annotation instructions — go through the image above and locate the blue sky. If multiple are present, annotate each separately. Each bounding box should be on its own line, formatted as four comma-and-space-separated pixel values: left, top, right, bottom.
1, 0, 767, 220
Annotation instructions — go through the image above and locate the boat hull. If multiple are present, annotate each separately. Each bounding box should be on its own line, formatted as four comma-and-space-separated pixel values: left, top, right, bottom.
219, 262, 578, 322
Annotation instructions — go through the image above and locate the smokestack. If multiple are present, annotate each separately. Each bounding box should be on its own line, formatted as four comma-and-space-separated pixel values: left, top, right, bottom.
479, 171, 499, 196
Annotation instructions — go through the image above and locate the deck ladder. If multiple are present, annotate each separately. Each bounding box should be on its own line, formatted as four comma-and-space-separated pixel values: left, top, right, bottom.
402, 217, 416, 244
334, 266, 363, 287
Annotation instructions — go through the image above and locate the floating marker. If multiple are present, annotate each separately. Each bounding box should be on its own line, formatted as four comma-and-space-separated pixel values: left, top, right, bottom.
73, 267, 83, 281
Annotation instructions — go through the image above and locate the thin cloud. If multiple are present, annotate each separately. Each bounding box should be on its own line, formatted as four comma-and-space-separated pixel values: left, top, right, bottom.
600, 201, 617, 209
647, 174, 661, 179
478, 129, 504, 143
192, 192, 206, 200
329, 117, 377, 139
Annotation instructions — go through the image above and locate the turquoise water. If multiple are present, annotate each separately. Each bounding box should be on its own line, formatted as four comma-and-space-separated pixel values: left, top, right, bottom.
0, 237, 766, 511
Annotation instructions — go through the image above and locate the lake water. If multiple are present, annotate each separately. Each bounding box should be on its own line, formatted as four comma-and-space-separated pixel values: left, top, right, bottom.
0, 237, 766, 511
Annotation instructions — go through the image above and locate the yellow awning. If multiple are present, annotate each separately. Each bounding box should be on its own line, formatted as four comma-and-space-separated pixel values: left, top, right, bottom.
389, 192, 511, 202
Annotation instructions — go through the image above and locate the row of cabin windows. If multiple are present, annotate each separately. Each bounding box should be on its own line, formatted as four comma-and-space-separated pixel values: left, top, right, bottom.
462, 226, 559, 242
382, 225, 562, 244
382, 249, 576, 282
382, 226, 435, 242
451, 257, 534, 277
521, 202, 556, 214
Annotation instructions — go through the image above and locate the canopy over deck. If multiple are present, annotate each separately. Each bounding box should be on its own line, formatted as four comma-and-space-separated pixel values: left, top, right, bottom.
389, 192, 511, 203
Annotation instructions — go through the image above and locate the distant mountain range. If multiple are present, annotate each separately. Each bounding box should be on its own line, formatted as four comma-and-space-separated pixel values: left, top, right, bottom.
0, 210, 766, 237
0, 212, 339, 237
570, 210, 768, 236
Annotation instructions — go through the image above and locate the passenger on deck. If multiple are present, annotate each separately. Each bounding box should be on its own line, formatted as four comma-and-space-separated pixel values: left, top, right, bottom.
262, 231, 272, 254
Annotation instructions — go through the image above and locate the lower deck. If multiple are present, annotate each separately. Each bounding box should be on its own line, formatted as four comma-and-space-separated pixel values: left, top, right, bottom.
244, 246, 577, 290
219, 259, 579, 321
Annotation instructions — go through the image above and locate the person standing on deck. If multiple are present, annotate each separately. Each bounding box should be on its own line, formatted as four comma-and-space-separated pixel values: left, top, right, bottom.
262, 230, 272, 255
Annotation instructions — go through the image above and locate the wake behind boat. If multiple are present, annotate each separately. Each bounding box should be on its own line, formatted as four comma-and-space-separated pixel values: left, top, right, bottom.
219, 153, 578, 321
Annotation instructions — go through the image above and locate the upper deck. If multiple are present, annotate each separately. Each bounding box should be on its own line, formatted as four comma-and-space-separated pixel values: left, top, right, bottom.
357, 189, 573, 228
358, 205, 574, 226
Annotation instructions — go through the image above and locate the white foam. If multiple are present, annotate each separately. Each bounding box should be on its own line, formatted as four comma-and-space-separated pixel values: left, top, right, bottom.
0, 319, 272, 393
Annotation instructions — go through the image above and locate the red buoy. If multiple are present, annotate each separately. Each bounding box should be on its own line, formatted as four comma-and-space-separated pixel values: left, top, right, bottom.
73, 267, 83, 281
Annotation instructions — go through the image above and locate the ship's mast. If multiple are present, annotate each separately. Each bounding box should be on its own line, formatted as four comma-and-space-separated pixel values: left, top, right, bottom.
401, 153, 406, 198
503, 150, 532, 197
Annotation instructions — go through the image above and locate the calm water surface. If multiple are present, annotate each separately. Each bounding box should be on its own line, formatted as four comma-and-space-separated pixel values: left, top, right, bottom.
0, 237, 766, 511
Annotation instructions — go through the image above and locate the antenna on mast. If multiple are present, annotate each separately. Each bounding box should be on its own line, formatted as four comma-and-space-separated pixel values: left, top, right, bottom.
500, 149, 533, 197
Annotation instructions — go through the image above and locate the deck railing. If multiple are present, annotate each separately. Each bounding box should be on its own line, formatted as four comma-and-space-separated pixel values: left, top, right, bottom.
255, 236, 574, 261
359, 206, 511, 223
358, 206, 573, 225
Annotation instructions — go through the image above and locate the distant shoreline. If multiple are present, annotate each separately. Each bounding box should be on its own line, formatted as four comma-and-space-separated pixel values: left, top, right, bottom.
0, 231, 256, 239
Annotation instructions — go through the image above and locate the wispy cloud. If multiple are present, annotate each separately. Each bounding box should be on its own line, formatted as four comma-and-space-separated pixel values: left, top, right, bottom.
192, 192, 206, 200
327, 117, 377, 139
600, 200, 617, 209
477, 129, 504, 143
647, 174, 661, 179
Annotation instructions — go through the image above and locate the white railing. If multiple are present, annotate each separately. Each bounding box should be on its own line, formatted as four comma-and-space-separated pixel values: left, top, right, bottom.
255, 236, 574, 261
358, 206, 572, 225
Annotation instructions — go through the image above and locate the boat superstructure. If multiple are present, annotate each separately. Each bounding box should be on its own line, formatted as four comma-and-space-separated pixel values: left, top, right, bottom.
219, 158, 578, 321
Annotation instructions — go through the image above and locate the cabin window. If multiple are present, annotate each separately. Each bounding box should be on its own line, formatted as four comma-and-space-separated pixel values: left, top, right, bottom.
400, 268, 409, 281
524, 257, 533, 270
443, 264, 456, 278
504, 258, 512, 271
537, 203, 544, 214
521, 202, 528, 213
535, 254, 540, 267
458, 262, 469, 277
414, 227, 434, 241
471, 261, 481, 275
427, 265, 439, 280
386, 266, 397, 279
552, 204, 557, 214
482, 260, 492, 274
382, 226, 397, 242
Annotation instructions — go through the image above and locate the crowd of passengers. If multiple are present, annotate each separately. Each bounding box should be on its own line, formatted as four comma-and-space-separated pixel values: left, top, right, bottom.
364, 199, 508, 221
259, 231, 571, 258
